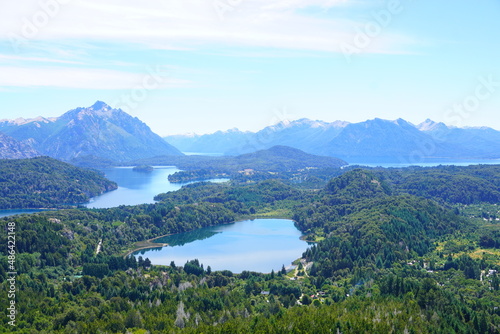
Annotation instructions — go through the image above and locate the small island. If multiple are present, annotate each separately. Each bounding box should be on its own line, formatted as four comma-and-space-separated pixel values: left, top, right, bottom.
133, 165, 154, 173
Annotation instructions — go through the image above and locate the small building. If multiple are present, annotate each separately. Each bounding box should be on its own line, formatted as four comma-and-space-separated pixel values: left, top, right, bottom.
239, 169, 255, 176
487, 269, 498, 277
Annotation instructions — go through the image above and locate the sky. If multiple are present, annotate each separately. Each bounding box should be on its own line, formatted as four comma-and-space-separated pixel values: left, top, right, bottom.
0, 0, 499, 135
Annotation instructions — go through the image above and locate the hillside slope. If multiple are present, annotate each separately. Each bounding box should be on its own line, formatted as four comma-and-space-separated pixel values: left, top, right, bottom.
0, 156, 117, 209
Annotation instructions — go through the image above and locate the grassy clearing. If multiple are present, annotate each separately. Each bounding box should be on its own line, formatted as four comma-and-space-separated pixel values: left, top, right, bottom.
254, 208, 293, 218
469, 248, 500, 264
121, 238, 169, 258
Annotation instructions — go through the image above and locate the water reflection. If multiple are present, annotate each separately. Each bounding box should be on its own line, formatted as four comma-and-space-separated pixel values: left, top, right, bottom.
154, 229, 222, 247
133, 219, 310, 273
0, 209, 48, 218
85, 167, 228, 209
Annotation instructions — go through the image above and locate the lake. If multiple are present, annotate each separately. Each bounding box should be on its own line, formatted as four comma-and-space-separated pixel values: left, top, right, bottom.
0, 209, 50, 219
85, 166, 228, 209
0, 166, 227, 217
133, 218, 311, 273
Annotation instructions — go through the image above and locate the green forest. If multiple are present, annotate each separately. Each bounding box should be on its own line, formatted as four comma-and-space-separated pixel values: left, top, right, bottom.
0, 157, 117, 209
1, 163, 500, 333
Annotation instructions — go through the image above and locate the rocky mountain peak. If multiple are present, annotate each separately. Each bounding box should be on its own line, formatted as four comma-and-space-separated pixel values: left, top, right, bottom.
0, 102, 182, 162
417, 119, 448, 132
90, 101, 111, 111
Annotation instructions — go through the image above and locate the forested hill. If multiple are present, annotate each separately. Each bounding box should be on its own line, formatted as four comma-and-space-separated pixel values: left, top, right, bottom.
132, 145, 347, 171
0, 156, 117, 209
298, 165, 500, 205
133, 145, 347, 183
369, 165, 500, 204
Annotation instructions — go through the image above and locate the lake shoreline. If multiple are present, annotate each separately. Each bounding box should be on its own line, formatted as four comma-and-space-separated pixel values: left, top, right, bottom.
129, 218, 309, 273
122, 234, 172, 258
123, 214, 301, 258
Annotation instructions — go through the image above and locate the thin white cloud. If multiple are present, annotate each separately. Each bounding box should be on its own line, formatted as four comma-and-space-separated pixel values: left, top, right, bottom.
0, 66, 190, 89
0, 0, 416, 55
0, 54, 83, 64
0, 0, 418, 90
257, 0, 350, 11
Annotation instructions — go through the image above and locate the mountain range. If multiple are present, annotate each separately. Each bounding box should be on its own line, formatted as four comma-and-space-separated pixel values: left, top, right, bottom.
0, 101, 182, 162
1, 101, 499, 164
165, 118, 500, 162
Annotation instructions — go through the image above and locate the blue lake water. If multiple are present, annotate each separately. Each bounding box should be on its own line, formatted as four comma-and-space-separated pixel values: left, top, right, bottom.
84, 166, 227, 209
133, 218, 310, 273
183, 152, 224, 156
0, 209, 50, 219
0, 166, 227, 216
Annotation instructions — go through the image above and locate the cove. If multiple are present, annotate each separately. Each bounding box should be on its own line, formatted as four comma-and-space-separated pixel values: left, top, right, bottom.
0, 209, 48, 219
84, 166, 228, 209
133, 219, 311, 273
0, 166, 227, 216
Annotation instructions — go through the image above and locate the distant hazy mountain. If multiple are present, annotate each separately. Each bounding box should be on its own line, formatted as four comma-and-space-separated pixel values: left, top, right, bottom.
320, 118, 458, 160
0, 132, 40, 159
417, 119, 500, 159
166, 117, 500, 161
166, 128, 252, 154
228, 119, 349, 156
164, 118, 349, 155
0, 101, 183, 162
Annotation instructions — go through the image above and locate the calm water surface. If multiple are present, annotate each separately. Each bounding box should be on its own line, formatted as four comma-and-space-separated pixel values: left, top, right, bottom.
84, 166, 227, 209
134, 219, 311, 273
0, 167, 227, 216
0, 209, 49, 218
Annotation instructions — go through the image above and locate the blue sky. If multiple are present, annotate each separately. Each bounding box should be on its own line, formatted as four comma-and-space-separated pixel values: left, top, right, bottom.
0, 0, 499, 135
